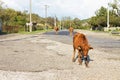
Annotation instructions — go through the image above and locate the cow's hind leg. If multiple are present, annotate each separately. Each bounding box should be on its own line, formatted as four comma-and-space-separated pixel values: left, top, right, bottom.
78, 51, 82, 65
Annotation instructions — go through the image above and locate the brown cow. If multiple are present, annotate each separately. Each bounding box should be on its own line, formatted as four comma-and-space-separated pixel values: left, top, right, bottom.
54, 26, 59, 34
72, 32, 93, 67
69, 27, 74, 36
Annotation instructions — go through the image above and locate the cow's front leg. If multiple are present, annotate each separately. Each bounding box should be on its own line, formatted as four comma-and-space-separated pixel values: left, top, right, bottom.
70, 32, 72, 36
72, 48, 76, 62
84, 56, 89, 67
56, 31, 57, 34
78, 51, 82, 65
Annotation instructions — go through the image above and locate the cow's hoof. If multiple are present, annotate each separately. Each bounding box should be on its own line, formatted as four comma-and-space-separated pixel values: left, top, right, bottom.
86, 66, 89, 68
72, 59, 75, 62
85, 61, 89, 68
85, 64, 89, 68
79, 63, 82, 65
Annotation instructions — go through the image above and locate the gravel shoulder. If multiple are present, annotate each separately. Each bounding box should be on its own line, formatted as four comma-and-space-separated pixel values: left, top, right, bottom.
0, 30, 120, 80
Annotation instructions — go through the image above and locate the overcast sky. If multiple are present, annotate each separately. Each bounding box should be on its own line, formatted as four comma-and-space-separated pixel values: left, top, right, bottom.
3, 0, 113, 20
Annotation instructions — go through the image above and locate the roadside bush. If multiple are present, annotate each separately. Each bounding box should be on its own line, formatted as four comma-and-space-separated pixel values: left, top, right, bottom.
37, 25, 44, 30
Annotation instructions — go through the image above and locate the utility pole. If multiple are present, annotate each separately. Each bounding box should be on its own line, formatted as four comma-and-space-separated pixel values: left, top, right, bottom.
69, 17, 71, 27
107, 4, 110, 28
29, 0, 32, 32
45, 5, 49, 30
70, 19, 71, 27
54, 15, 56, 27
60, 20, 62, 30
62, 17, 65, 29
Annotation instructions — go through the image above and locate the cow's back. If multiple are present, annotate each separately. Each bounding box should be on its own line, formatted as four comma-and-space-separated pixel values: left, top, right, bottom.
54, 26, 59, 31
73, 33, 88, 49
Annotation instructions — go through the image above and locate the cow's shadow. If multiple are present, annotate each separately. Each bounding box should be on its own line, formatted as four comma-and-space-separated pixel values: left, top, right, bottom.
75, 55, 94, 63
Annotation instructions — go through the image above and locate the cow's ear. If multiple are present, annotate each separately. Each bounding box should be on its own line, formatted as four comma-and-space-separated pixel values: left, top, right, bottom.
89, 46, 93, 50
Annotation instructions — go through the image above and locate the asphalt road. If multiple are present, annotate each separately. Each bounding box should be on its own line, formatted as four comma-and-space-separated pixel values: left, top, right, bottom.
0, 30, 120, 80
44, 30, 120, 54
0, 30, 120, 72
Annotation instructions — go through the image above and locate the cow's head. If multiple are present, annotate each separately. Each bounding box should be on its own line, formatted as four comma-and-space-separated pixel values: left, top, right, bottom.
78, 45, 93, 58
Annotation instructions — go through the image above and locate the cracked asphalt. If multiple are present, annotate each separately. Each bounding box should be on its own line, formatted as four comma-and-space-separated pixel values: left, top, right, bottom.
0, 30, 120, 80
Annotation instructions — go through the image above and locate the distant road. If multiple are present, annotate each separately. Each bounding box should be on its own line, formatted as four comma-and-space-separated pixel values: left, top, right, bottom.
44, 30, 120, 54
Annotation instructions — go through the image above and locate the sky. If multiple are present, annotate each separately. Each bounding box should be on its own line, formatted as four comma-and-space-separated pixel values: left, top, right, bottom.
2, 0, 113, 20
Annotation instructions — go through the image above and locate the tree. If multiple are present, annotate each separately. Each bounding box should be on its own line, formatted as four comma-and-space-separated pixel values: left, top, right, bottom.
0, 0, 4, 24
0, 0, 4, 9
89, 6, 107, 30
61, 16, 72, 29
109, 0, 120, 16
109, 0, 120, 26
95, 7, 107, 17
73, 18, 81, 29
47, 17, 54, 28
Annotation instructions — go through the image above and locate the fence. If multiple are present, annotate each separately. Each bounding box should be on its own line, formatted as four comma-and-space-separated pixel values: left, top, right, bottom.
2, 26, 19, 33
104, 27, 120, 31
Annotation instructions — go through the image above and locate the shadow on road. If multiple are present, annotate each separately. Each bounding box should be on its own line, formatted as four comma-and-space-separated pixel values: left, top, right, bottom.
75, 55, 94, 63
